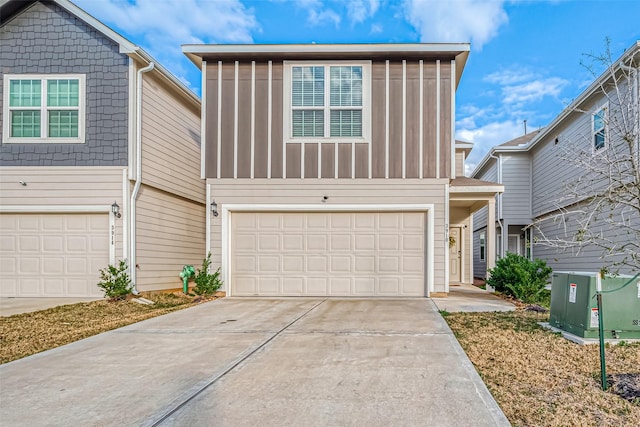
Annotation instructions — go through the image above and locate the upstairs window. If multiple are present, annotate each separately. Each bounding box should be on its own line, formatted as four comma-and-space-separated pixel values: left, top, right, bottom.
285, 62, 370, 143
3, 74, 85, 143
592, 105, 607, 151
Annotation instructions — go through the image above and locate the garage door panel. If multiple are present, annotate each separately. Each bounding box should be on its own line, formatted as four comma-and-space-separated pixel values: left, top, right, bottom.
43, 215, 64, 231
354, 278, 375, 295
282, 255, 303, 272
283, 277, 304, 294
258, 234, 280, 251
307, 277, 328, 294
44, 278, 64, 295
329, 277, 351, 295
379, 277, 400, 294
330, 234, 351, 251
43, 257, 64, 274
332, 256, 352, 272
258, 255, 280, 272
231, 212, 427, 297
0, 213, 108, 297
43, 235, 64, 252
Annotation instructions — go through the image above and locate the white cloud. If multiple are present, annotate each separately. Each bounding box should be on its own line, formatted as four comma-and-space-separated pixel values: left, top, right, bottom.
347, 0, 380, 24
308, 8, 342, 27
370, 23, 383, 34
74, 0, 258, 90
502, 77, 568, 106
484, 68, 537, 85
457, 120, 524, 175
403, 0, 508, 48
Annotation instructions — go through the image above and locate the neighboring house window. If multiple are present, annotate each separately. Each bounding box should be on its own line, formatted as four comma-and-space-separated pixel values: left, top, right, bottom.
592, 105, 607, 151
3, 74, 85, 143
479, 232, 486, 261
284, 62, 370, 143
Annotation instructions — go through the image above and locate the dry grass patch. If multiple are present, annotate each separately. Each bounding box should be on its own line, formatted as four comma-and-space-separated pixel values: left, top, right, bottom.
444, 310, 640, 427
0, 293, 216, 364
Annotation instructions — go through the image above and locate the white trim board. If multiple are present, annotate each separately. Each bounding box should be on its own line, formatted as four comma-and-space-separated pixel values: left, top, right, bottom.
220, 203, 435, 297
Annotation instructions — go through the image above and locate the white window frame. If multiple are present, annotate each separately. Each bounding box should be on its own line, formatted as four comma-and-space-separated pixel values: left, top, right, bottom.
283, 61, 371, 144
591, 103, 608, 152
479, 232, 486, 261
3, 74, 86, 144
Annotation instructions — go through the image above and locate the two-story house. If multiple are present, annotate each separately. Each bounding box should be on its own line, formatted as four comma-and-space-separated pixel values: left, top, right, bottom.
473, 41, 639, 277
1, 0, 205, 297
471, 130, 540, 278
183, 43, 503, 297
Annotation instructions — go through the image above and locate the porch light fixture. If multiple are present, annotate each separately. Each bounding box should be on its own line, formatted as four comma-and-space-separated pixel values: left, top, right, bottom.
211, 200, 218, 217
111, 201, 121, 218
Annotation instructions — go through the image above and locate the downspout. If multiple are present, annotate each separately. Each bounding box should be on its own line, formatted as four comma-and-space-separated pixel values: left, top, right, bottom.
129, 62, 155, 295
488, 151, 504, 258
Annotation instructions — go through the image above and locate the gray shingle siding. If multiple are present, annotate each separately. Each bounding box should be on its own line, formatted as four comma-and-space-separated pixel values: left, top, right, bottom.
0, 1, 129, 166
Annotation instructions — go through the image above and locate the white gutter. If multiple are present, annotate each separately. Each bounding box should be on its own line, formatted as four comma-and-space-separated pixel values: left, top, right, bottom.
129, 62, 154, 294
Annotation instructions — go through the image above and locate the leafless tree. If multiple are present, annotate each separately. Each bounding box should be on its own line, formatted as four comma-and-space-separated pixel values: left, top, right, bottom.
531, 40, 640, 273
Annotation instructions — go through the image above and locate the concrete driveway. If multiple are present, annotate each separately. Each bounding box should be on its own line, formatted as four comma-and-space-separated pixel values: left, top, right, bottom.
0, 298, 509, 426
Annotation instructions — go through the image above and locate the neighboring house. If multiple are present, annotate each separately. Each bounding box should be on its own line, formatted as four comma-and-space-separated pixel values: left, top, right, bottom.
183, 43, 503, 297
471, 130, 540, 278
0, 0, 204, 297
472, 41, 639, 277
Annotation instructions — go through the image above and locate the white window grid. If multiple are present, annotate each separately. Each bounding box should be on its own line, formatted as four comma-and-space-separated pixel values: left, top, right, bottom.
3, 74, 86, 144
283, 61, 371, 144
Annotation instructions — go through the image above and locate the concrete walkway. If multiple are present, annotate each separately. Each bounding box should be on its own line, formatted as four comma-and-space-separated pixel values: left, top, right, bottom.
432, 283, 516, 312
0, 297, 102, 317
0, 298, 510, 426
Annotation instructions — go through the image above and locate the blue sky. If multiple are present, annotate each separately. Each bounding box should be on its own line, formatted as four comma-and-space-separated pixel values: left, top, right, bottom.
75, 0, 640, 173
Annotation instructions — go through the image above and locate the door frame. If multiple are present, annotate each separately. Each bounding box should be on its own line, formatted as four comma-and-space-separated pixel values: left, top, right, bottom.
449, 224, 464, 283
221, 204, 435, 297
507, 234, 521, 255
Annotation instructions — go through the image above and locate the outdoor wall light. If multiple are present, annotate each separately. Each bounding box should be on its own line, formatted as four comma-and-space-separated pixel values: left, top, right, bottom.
111, 201, 121, 218
211, 200, 218, 217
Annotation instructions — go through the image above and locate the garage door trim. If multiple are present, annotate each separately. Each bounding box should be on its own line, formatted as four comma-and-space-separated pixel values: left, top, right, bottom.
221, 204, 435, 297
0, 204, 116, 266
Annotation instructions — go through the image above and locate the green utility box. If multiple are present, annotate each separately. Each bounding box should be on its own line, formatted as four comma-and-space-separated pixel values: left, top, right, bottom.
550, 271, 640, 339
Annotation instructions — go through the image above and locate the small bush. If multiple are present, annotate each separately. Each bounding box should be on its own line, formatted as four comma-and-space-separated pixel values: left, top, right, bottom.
193, 252, 222, 295
487, 253, 552, 304
97, 260, 132, 300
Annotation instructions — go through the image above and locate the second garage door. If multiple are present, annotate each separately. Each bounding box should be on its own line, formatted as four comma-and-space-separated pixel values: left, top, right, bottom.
231, 211, 426, 297
0, 213, 109, 297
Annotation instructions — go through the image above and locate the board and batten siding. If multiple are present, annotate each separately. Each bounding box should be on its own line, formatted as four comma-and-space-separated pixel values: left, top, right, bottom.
203, 59, 456, 180
141, 73, 204, 204
134, 184, 206, 291
208, 179, 449, 293
501, 154, 532, 223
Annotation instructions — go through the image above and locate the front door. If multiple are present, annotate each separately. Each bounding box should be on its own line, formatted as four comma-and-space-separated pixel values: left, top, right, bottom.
449, 227, 462, 282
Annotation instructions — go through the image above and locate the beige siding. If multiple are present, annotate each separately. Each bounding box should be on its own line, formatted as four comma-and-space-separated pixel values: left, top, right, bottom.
141, 73, 203, 204
208, 179, 449, 293
0, 166, 124, 206
135, 184, 206, 292
455, 151, 464, 177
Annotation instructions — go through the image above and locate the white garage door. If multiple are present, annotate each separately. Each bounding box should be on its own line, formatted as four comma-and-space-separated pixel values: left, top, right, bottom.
231, 212, 426, 297
0, 213, 109, 297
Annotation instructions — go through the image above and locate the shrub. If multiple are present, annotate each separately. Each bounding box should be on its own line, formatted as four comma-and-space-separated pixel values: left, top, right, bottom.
487, 253, 552, 304
193, 252, 223, 295
97, 260, 132, 300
